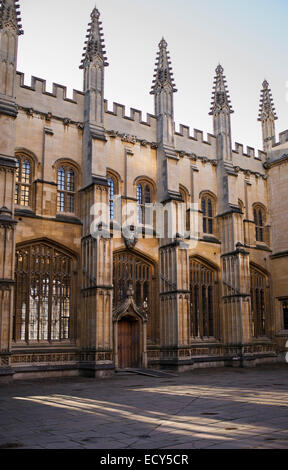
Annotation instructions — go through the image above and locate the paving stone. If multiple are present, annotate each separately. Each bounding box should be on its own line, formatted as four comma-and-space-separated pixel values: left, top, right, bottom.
1, 365, 288, 449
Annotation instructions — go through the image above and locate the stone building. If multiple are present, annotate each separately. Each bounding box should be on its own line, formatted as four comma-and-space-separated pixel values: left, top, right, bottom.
0, 1, 287, 381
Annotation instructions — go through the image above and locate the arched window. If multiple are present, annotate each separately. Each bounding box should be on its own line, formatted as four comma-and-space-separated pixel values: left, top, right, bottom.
136, 182, 152, 225
13, 242, 75, 342
107, 171, 120, 221
57, 166, 76, 213
253, 205, 266, 242
113, 251, 154, 309
108, 177, 115, 220
282, 300, 288, 330
15, 155, 33, 207
201, 193, 215, 235
250, 264, 269, 337
180, 186, 190, 233
189, 257, 218, 338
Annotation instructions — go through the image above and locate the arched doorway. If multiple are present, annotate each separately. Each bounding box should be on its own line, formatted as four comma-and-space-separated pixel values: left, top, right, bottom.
113, 287, 148, 369
118, 314, 140, 368
113, 249, 158, 345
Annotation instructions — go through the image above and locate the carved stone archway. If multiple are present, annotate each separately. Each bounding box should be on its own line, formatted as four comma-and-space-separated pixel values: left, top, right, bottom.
113, 286, 148, 369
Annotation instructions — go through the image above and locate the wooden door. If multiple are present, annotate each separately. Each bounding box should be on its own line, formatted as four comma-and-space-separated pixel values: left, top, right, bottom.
118, 316, 140, 368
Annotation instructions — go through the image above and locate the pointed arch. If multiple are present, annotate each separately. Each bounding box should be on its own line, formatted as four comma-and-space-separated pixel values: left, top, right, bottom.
252, 203, 267, 243
133, 175, 157, 194
199, 191, 217, 235
16, 237, 79, 262
53, 159, 80, 215
14, 151, 36, 208
14, 238, 78, 343
107, 169, 121, 220
189, 255, 219, 338
134, 177, 156, 225
250, 262, 270, 338
15, 148, 40, 168
179, 184, 190, 202
113, 248, 156, 309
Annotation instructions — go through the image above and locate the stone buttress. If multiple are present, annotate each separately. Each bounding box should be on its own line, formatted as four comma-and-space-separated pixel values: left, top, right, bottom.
210, 65, 253, 363
0, 0, 22, 378
151, 39, 190, 366
79, 8, 113, 376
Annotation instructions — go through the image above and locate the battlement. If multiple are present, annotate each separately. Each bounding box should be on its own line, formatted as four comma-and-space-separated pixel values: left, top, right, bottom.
104, 100, 156, 127
14, 72, 266, 164
16, 72, 84, 103
233, 142, 265, 161
175, 123, 216, 146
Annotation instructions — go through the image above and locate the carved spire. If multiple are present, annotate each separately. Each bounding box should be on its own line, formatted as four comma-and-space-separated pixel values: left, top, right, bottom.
258, 79, 277, 122
0, 0, 23, 35
80, 6, 108, 69
209, 64, 233, 115
150, 37, 177, 95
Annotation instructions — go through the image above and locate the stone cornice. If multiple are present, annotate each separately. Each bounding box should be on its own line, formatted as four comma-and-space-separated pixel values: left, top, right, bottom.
106, 130, 158, 149
17, 106, 84, 130
264, 154, 288, 169
0, 154, 17, 169
270, 250, 288, 259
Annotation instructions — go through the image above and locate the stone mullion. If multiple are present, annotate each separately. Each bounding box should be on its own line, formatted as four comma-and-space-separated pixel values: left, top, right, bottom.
24, 249, 30, 343
47, 250, 53, 342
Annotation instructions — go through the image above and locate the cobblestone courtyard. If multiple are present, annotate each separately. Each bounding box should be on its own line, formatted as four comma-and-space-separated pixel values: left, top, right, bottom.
0, 364, 288, 449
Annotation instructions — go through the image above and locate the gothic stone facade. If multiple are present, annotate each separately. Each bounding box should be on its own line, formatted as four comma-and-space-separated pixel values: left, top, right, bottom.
0, 1, 288, 381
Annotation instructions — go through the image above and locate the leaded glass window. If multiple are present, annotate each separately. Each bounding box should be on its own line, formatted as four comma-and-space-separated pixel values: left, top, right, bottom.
137, 182, 152, 225
113, 251, 153, 309
13, 242, 73, 342
283, 301, 288, 330
201, 195, 214, 235
108, 177, 115, 220
15, 156, 32, 207
189, 257, 217, 337
57, 167, 76, 213
253, 206, 265, 242
250, 265, 269, 337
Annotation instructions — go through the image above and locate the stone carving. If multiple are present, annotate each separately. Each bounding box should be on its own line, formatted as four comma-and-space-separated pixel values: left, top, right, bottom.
0, 0, 24, 35
209, 64, 233, 116
121, 134, 137, 144
122, 225, 138, 250
80, 7, 109, 69
63, 118, 71, 126
107, 130, 118, 138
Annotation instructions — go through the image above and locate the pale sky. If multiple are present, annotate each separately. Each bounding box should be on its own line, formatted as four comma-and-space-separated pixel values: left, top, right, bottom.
17, 0, 288, 151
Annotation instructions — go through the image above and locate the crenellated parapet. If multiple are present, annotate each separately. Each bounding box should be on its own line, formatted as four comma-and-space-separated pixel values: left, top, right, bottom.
14, 70, 268, 176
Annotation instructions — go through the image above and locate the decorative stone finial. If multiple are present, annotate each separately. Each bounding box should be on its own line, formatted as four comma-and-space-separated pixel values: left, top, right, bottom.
0, 0, 23, 35
80, 6, 108, 69
209, 63, 233, 115
150, 37, 177, 94
258, 79, 277, 122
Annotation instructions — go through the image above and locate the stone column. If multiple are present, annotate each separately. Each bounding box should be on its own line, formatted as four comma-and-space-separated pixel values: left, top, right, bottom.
0, 156, 17, 379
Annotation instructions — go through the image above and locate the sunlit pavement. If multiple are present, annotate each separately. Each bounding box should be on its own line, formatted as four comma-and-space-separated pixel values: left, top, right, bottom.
0, 364, 288, 449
